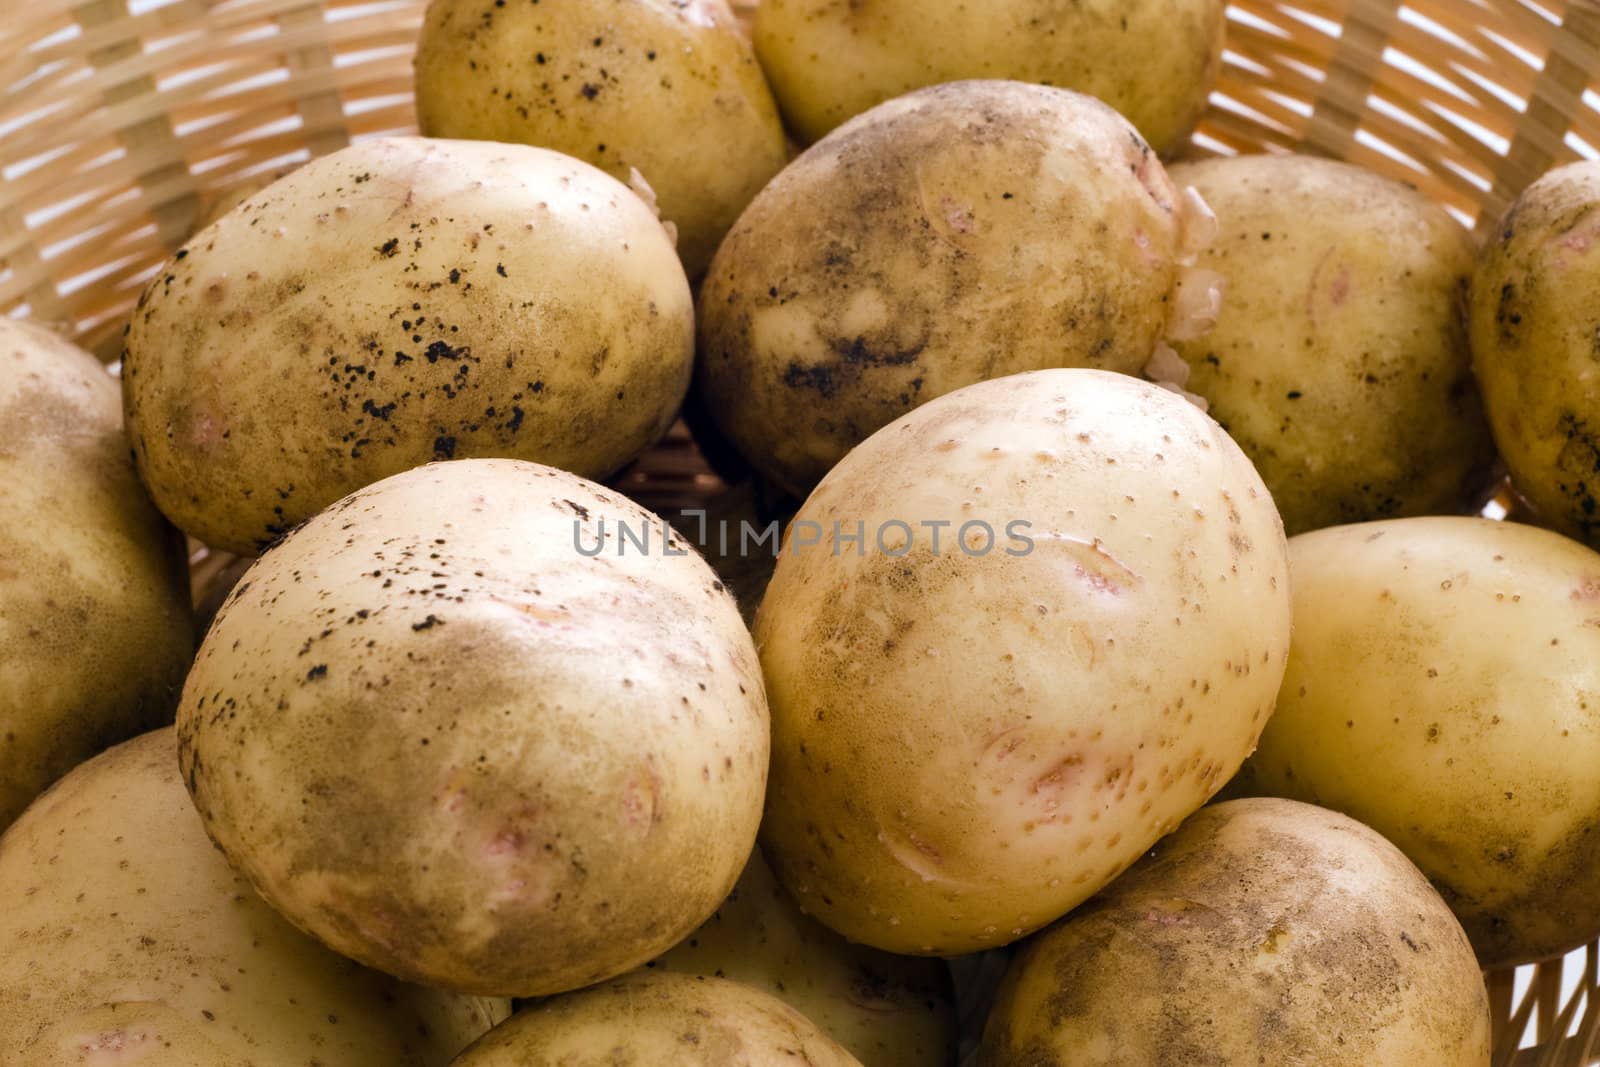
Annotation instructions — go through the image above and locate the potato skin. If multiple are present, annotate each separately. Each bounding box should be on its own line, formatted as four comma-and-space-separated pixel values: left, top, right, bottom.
123, 136, 692, 555
754, 0, 1223, 153
644, 849, 957, 1067
450, 973, 863, 1066
699, 81, 1193, 497
1470, 161, 1600, 545
415, 0, 788, 277
1168, 155, 1493, 535
1245, 516, 1600, 967
0, 730, 507, 1065
0, 319, 192, 831
194, 166, 297, 232
980, 799, 1490, 1066
755, 369, 1291, 956
176, 459, 770, 996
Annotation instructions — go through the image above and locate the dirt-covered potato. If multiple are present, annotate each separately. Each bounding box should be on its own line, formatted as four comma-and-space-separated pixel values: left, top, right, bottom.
0, 319, 192, 831
415, 0, 789, 277
1167, 154, 1493, 535
1470, 161, 1600, 545
980, 799, 1490, 1066
176, 459, 769, 996
754, 0, 1223, 153
0, 730, 508, 1065
1243, 516, 1600, 967
450, 973, 863, 1066
644, 849, 956, 1066
699, 80, 1215, 497
123, 136, 692, 555
756, 369, 1291, 956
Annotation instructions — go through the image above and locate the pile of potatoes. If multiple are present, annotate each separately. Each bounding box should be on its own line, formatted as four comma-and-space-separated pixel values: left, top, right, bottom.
7, 0, 1600, 1063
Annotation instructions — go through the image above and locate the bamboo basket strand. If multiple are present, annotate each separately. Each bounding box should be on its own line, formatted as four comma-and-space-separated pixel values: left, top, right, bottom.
4, 0, 1600, 1061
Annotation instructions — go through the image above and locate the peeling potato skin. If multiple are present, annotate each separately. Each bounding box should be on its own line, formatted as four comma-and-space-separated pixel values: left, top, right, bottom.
979, 799, 1490, 1067
0, 320, 193, 831
754, 0, 1224, 154
699, 81, 1186, 498
755, 369, 1291, 956
1245, 516, 1600, 968
449, 973, 864, 1066
415, 0, 789, 277
1470, 161, 1600, 547
175, 459, 770, 996
643, 849, 957, 1067
123, 137, 693, 555
1169, 155, 1494, 537
0, 729, 508, 1065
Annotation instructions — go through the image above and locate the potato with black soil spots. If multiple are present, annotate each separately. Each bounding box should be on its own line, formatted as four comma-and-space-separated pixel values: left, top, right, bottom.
980, 799, 1490, 1066
754, 0, 1224, 154
755, 369, 1291, 956
123, 136, 692, 555
698, 80, 1216, 498
0, 319, 192, 832
644, 848, 957, 1066
448, 973, 863, 1067
415, 0, 789, 278
1168, 154, 1494, 535
1241, 516, 1600, 968
175, 458, 770, 997
0, 729, 508, 1066
1470, 161, 1600, 546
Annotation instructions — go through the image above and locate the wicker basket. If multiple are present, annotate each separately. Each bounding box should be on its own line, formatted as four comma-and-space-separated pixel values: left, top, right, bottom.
4, 0, 1599, 1062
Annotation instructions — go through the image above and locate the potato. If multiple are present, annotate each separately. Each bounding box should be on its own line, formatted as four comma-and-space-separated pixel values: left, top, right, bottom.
415, 0, 789, 277
1243, 516, 1600, 967
176, 458, 770, 996
194, 166, 298, 232
756, 369, 1291, 956
699, 80, 1215, 497
754, 0, 1224, 153
1470, 160, 1600, 546
123, 136, 692, 555
980, 799, 1490, 1066
1166, 154, 1493, 535
644, 849, 956, 1066
0, 319, 192, 831
0, 729, 507, 1065
450, 973, 862, 1066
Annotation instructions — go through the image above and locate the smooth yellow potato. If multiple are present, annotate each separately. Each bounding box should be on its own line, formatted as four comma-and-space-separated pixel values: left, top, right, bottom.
1245, 516, 1600, 967
981, 799, 1490, 1066
756, 369, 1291, 955
754, 0, 1224, 153
645, 849, 956, 1066
1168, 154, 1493, 535
699, 80, 1212, 497
450, 973, 863, 1067
123, 136, 692, 555
1471, 160, 1600, 545
0, 319, 192, 831
177, 459, 770, 996
0, 729, 507, 1065
415, 0, 789, 276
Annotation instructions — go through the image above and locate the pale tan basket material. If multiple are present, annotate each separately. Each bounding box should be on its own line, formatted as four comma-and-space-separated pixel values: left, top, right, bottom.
4, 0, 1600, 1062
